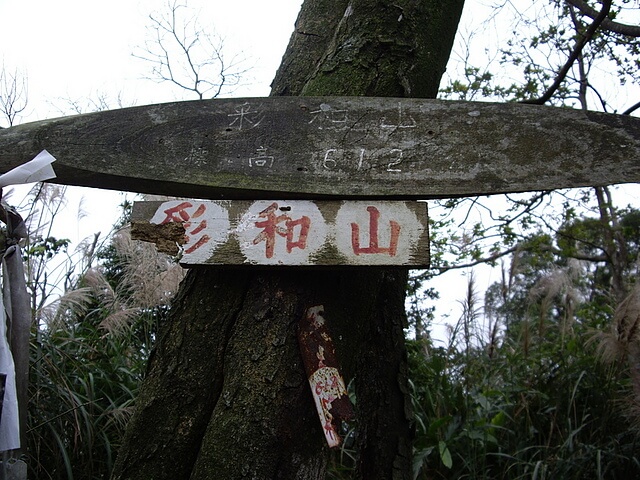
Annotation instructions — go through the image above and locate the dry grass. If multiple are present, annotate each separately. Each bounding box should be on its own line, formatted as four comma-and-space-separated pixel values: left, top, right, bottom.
527, 259, 584, 337
42, 223, 186, 336
590, 283, 640, 365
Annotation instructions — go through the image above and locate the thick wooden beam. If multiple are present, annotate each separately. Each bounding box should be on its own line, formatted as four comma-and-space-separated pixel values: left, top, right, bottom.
131, 199, 429, 267
1, 97, 639, 199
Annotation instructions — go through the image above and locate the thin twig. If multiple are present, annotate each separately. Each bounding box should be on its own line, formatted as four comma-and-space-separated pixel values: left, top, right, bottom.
27, 399, 103, 433
522, 0, 612, 105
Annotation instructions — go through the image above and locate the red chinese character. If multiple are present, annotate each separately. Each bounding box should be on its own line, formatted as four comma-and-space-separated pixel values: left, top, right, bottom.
252, 202, 311, 258
323, 413, 338, 444
351, 206, 401, 256
159, 201, 194, 224
159, 201, 211, 254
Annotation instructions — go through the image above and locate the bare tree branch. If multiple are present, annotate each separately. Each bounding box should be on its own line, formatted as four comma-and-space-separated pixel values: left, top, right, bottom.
49, 91, 135, 116
565, 0, 640, 37
134, 0, 249, 100
434, 235, 610, 276
434, 246, 520, 274
569, 4, 591, 110
522, 0, 612, 105
623, 100, 640, 115
0, 63, 28, 127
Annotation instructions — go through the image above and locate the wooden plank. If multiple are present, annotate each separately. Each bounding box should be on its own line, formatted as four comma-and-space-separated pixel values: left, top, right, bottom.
131, 199, 429, 267
0, 97, 639, 199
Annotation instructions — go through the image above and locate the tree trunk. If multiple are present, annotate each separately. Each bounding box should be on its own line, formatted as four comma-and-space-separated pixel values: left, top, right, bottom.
112, 1, 463, 479
594, 185, 629, 302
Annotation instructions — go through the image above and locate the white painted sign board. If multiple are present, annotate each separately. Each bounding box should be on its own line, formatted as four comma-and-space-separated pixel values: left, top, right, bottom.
132, 200, 429, 267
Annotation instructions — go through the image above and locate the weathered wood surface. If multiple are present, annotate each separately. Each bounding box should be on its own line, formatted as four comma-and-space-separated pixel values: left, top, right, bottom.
1, 97, 638, 199
131, 199, 429, 266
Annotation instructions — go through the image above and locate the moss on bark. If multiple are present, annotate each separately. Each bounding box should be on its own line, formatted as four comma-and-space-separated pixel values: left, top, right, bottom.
271, 0, 350, 96
111, 269, 251, 480
300, 0, 464, 99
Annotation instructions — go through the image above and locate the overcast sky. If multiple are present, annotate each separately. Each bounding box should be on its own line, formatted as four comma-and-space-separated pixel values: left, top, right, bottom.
0, 0, 304, 121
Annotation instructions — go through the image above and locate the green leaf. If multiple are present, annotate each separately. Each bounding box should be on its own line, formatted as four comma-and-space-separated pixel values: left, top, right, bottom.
412, 447, 434, 480
438, 440, 453, 469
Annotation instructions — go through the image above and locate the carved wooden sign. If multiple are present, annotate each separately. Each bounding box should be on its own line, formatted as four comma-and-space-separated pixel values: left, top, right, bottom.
1, 97, 639, 200
131, 200, 429, 267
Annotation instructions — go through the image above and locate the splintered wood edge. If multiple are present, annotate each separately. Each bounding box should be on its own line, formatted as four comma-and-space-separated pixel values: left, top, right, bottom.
131, 221, 186, 256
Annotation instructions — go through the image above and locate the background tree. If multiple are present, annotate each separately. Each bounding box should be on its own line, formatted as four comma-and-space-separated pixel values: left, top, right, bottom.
429, 0, 640, 333
405, 1, 640, 477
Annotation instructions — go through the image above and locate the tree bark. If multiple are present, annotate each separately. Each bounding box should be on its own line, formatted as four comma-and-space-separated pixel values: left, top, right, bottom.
112, 1, 463, 479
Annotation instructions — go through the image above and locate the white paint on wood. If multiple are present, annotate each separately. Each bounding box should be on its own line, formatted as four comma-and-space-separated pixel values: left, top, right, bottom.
137, 199, 429, 266
235, 200, 328, 265
335, 201, 424, 265
149, 200, 230, 264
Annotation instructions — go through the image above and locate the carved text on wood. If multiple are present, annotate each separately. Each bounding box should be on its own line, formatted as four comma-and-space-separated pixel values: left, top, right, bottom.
2, 97, 638, 199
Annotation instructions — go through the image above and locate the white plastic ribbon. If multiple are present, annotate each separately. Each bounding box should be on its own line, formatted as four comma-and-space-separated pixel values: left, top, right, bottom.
0, 150, 57, 188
